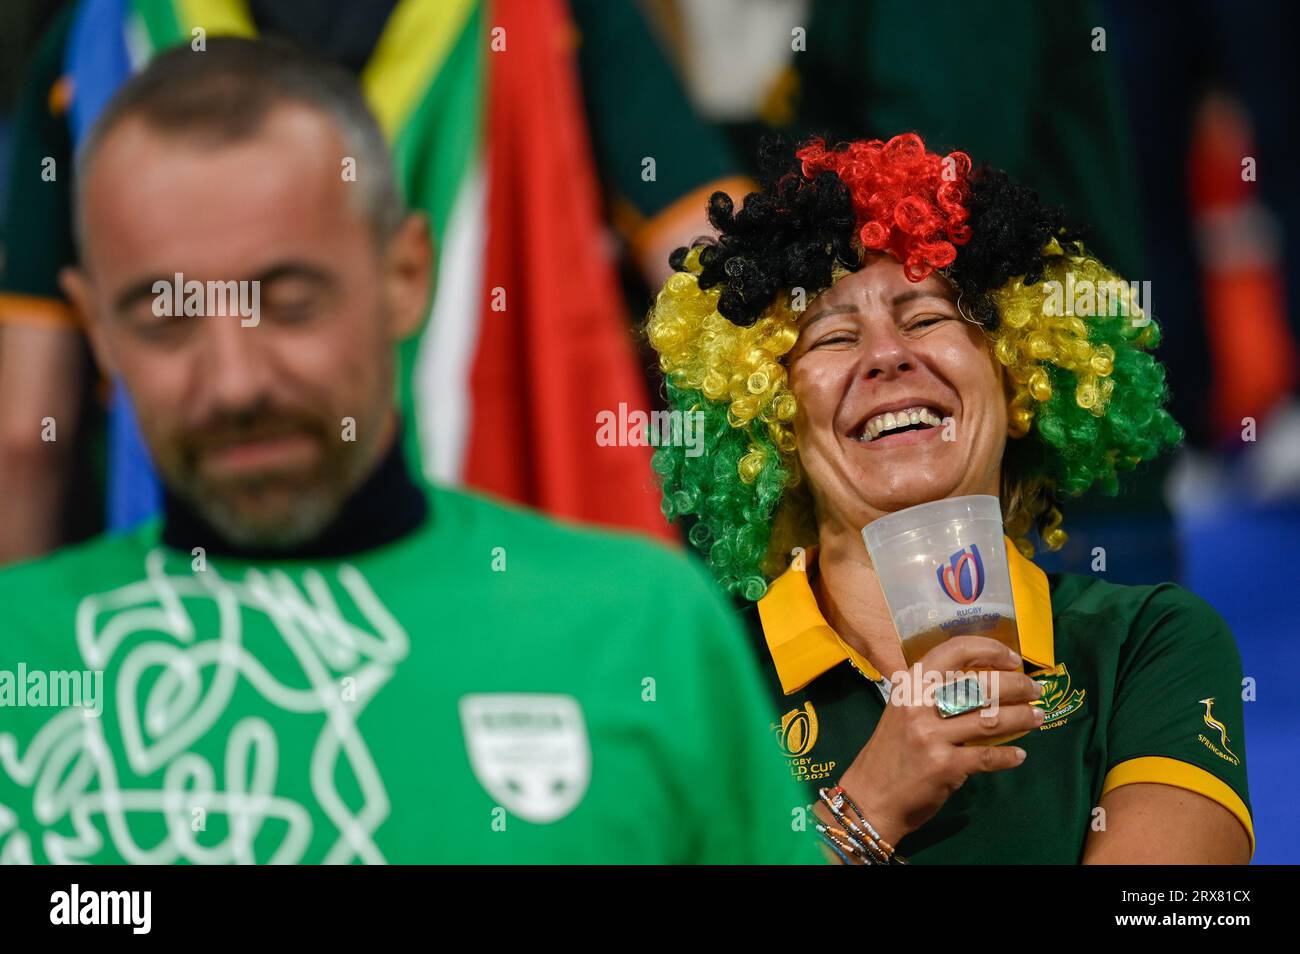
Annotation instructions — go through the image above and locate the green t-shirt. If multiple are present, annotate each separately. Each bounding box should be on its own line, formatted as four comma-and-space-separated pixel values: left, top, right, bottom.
0, 485, 819, 864
748, 549, 1254, 863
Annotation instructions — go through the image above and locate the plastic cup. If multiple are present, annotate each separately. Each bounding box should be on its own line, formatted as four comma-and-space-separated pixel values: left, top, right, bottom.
861, 495, 1026, 745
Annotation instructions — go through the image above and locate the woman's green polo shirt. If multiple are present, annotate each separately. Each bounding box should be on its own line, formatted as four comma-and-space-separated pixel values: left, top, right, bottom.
745, 542, 1254, 863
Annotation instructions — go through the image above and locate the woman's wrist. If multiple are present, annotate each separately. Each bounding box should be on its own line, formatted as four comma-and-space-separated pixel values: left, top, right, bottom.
813, 785, 909, 865
833, 773, 910, 847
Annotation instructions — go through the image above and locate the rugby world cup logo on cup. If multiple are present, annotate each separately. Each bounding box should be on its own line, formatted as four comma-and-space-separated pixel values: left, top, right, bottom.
937, 544, 985, 604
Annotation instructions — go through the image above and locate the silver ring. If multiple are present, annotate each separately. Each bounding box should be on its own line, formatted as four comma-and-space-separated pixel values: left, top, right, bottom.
934, 674, 987, 718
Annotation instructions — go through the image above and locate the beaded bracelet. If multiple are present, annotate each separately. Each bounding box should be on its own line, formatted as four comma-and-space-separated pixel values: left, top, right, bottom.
819, 819, 878, 862
818, 787, 888, 863
837, 786, 898, 857
814, 824, 863, 865
817, 786, 909, 865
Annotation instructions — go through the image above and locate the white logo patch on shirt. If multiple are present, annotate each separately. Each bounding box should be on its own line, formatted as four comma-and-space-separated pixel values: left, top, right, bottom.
459, 693, 591, 824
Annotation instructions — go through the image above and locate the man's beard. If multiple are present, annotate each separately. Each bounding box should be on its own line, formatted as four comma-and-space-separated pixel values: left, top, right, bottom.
161, 405, 367, 550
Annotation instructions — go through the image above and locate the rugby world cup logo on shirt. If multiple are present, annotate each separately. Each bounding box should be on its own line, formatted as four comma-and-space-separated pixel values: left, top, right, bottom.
937, 544, 985, 604
773, 702, 819, 758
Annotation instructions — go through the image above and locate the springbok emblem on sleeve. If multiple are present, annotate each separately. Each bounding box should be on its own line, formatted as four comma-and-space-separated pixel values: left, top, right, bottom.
1199, 697, 1240, 764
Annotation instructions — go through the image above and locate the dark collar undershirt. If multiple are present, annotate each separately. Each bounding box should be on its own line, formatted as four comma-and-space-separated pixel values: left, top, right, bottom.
161, 434, 429, 560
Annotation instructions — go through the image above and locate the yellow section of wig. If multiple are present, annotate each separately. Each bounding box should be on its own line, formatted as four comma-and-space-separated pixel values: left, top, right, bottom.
987, 244, 1155, 550
989, 243, 1148, 438
647, 247, 801, 461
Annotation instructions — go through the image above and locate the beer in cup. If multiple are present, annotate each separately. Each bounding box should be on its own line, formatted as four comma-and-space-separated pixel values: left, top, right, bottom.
861, 495, 1027, 745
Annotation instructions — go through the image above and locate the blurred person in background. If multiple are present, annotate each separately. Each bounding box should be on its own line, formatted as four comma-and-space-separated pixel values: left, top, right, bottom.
1106, 0, 1300, 502
0, 39, 814, 865
0, 0, 754, 565
0, 0, 92, 564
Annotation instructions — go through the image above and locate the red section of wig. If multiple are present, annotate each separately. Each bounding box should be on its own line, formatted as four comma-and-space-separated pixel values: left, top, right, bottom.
796, 133, 973, 282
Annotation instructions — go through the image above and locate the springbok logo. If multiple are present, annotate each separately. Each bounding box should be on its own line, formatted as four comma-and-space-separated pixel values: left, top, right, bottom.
937, 544, 985, 604
1031, 663, 1085, 726
1199, 697, 1241, 765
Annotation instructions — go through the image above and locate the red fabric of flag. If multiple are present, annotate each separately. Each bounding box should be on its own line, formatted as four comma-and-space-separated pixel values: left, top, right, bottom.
467, 0, 674, 541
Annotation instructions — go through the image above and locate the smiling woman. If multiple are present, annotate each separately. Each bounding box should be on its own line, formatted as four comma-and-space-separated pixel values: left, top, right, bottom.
647, 134, 1182, 599
644, 133, 1253, 866
782, 257, 1011, 550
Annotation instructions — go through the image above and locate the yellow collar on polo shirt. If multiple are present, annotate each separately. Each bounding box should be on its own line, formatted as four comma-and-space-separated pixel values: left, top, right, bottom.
756, 536, 1056, 695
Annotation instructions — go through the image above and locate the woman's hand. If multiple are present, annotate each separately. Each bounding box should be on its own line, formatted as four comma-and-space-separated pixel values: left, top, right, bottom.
827, 635, 1045, 847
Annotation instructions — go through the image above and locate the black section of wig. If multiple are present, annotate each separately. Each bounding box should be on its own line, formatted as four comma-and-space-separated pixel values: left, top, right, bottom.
672, 139, 1088, 330
670, 138, 859, 327
946, 166, 1088, 327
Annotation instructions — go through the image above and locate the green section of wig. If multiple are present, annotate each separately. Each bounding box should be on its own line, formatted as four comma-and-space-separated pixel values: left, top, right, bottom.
653, 381, 789, 600
1002, 304, 1184, 504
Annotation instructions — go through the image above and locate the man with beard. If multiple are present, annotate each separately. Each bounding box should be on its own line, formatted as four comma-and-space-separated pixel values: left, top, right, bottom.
0, 39, 814, 865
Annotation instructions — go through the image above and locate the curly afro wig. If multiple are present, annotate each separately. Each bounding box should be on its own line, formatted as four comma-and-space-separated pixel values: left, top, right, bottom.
646, 133, 1182, 599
